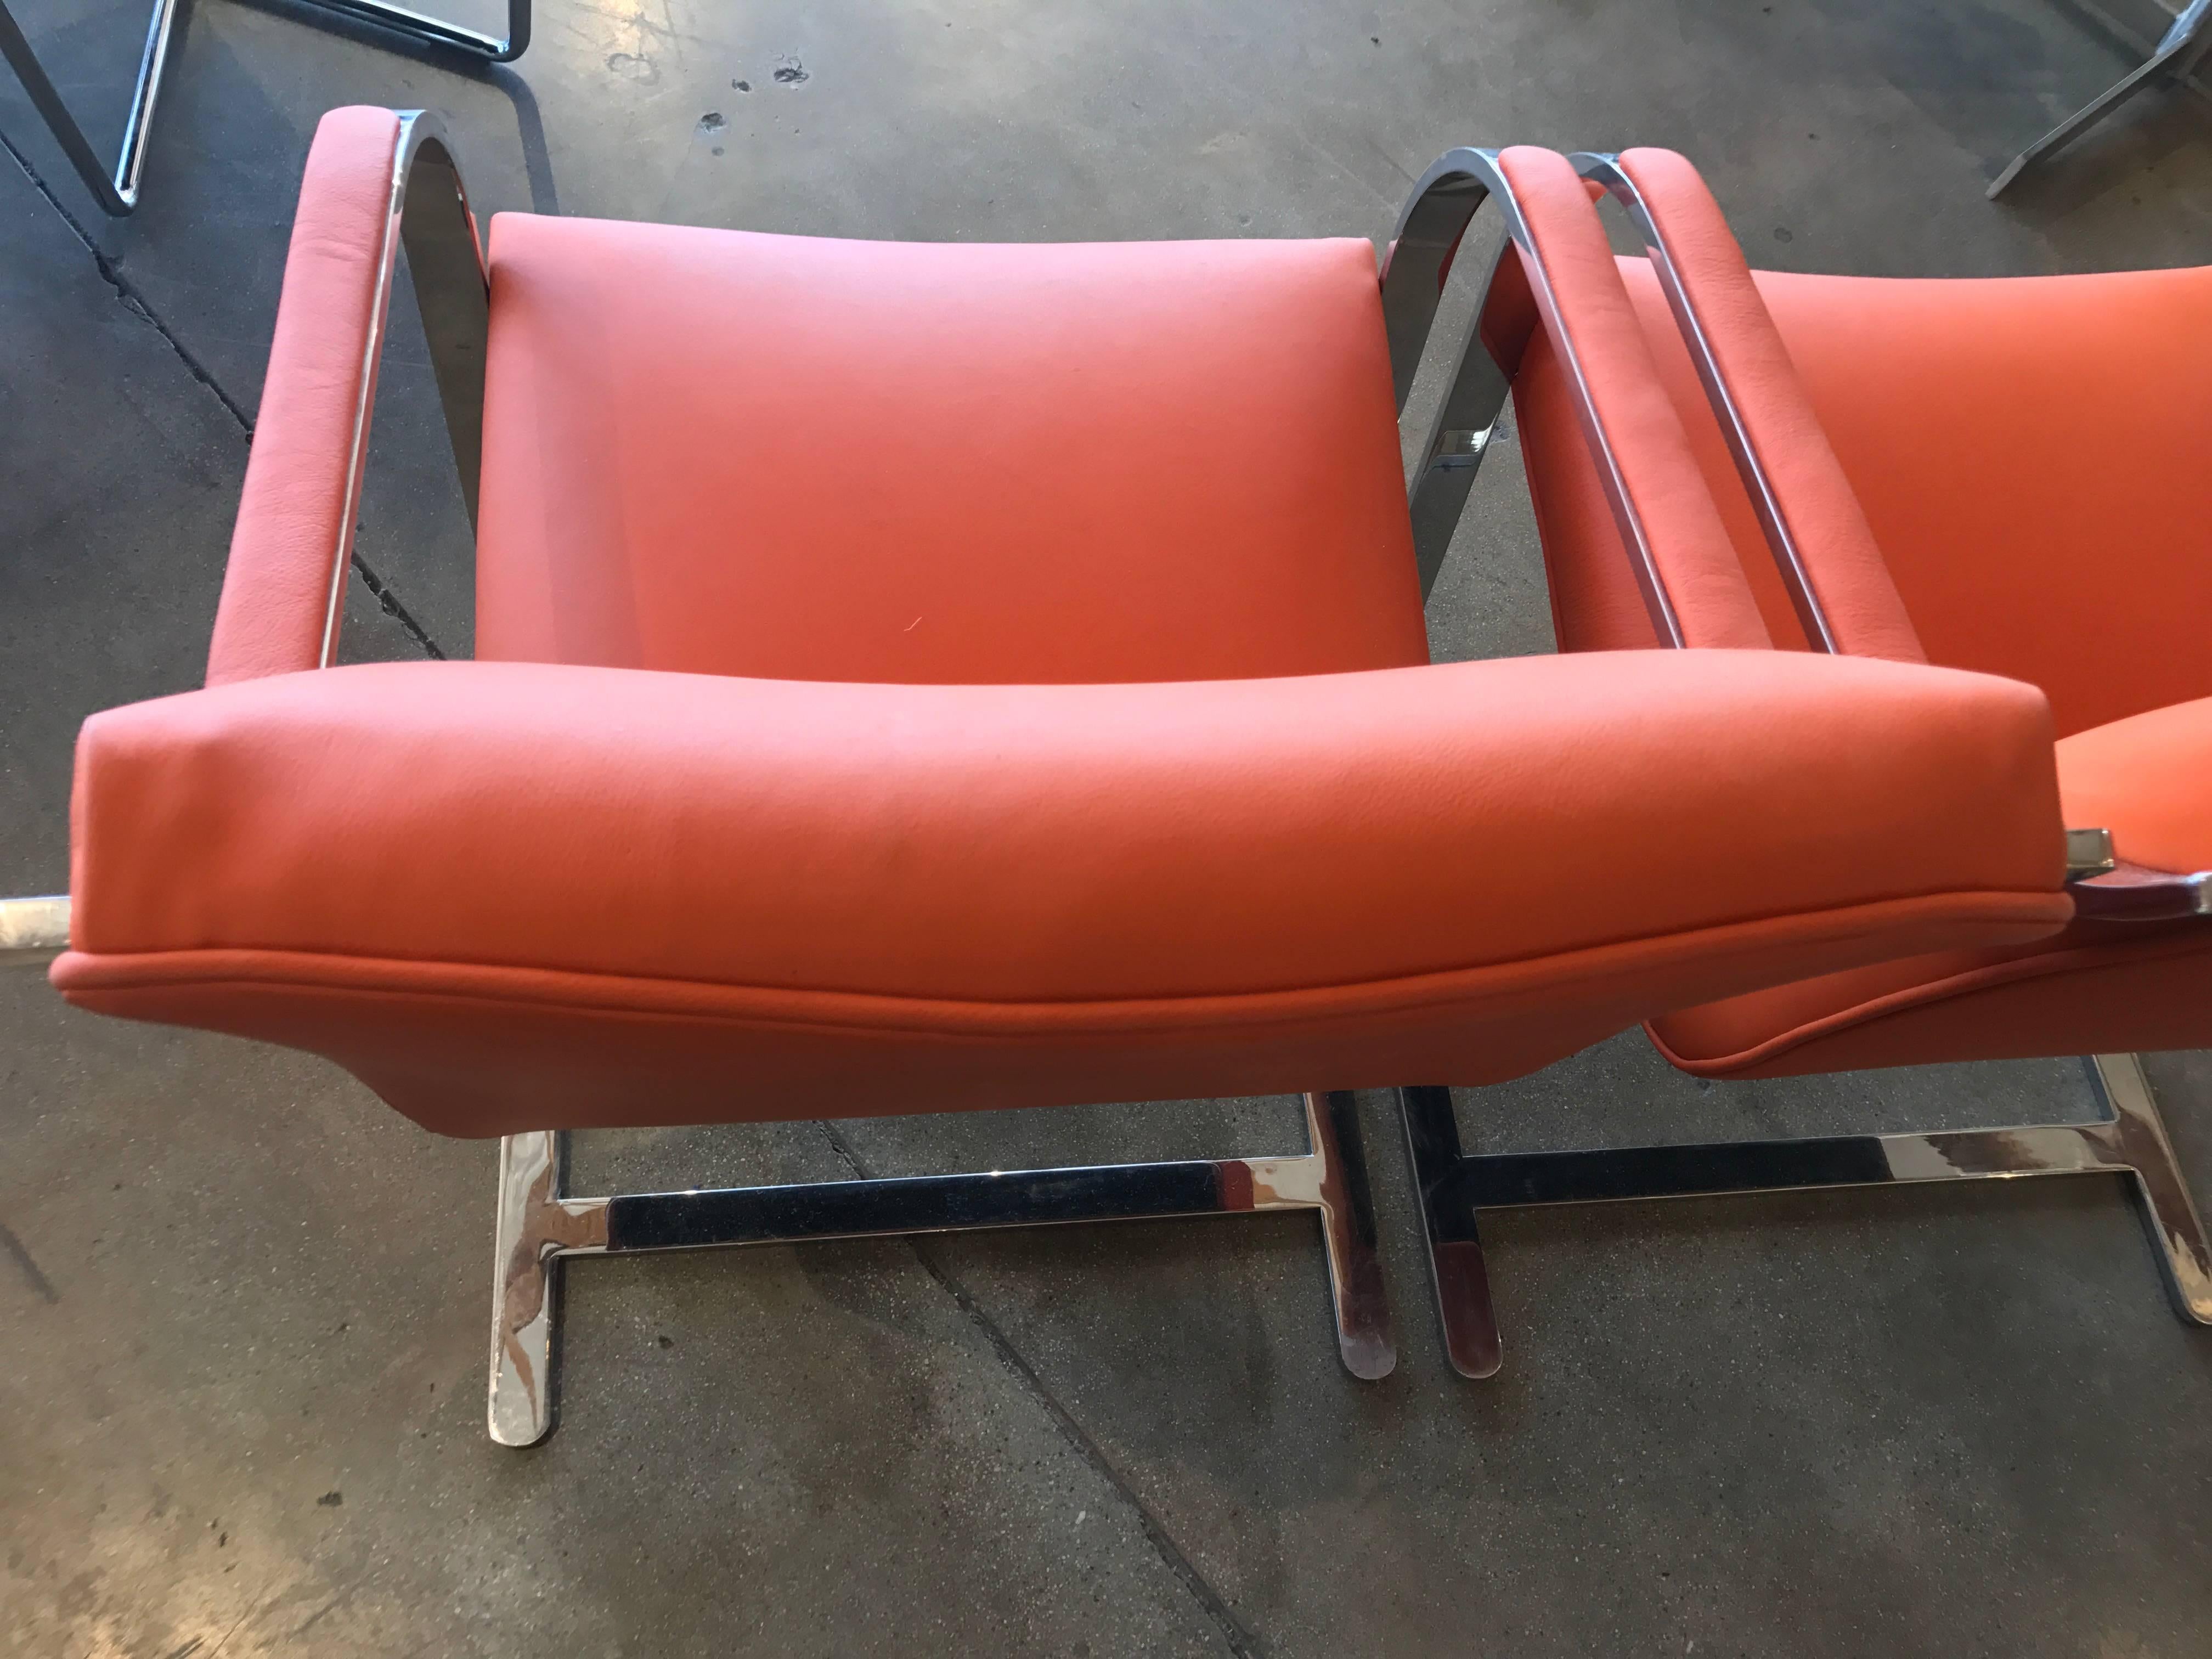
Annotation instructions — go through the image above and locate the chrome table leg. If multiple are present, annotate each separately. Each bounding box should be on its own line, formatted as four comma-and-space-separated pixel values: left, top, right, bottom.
1988, 0, 2212, 198
1399, 1056, 2212, 1378
487, 1091, 1396, 1446
0, 0, 528, 216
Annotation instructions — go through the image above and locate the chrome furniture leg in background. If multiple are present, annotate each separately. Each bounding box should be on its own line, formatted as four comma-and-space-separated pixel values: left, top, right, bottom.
1988, 0, 2212, 198
1399, 1054, 2212, 1379
0, 0, 529, 215
489, 1091, 1397, 1446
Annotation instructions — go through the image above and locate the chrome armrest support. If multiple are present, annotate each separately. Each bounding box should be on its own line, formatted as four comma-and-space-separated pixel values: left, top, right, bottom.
317, 109, 490, 668
1381, 148, 1683, 640
1570, 151, 1839, 654
2059, 830, 2209, 921
2067, 827, 2117, 879
2070, 865, 2212, 921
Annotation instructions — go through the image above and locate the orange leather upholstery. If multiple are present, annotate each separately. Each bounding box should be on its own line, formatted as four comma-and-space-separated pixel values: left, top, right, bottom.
1609, 150, 1923, 664
1507, 150, 2212, 1075
206, 105, 401, 687
2058, 698, 2212, 875
1525, 240, 2212, 737
53, 651, 2069, 1135
474, 215, 1427, 683
1489, 148, 1768, 651
1750, 263, 2212, 740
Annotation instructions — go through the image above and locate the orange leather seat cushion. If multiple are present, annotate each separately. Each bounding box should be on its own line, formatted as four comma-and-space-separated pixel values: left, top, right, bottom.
473, 216, 1427, 684
53, 650, 2069, 1135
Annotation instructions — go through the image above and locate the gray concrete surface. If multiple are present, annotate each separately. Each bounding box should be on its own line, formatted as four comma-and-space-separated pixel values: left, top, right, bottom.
4, 1, 2212, 1654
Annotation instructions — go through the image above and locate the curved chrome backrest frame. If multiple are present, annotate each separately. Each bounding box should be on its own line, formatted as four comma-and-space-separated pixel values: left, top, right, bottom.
1381, 148, 1685, 643
318, 109, 492, 669
1570, 151, 1839, 654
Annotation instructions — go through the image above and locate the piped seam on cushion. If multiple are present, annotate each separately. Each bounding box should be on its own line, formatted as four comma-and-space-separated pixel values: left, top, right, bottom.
54, 888, 2070, 1034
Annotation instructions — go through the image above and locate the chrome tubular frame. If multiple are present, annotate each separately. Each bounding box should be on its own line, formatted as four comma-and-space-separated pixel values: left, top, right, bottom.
1380, 148, 1683, 641
1989, 0, 2212, 198
490, 1094, 1395, 1445
0, 0, 528, 216
1397, 1056, 2212, 1378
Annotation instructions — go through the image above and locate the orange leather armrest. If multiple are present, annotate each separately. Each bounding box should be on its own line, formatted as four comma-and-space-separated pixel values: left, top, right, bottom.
58, 653, 2067, 1011
1491, 146, 1770, 651
1609, 148, 1925, 663
204, 106, 404, 688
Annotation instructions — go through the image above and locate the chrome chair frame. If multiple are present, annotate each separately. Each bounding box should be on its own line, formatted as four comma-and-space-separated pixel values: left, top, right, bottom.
0, 111, 1396, 1446
1378, 147, 2212, 1379
0, 0, 528, 216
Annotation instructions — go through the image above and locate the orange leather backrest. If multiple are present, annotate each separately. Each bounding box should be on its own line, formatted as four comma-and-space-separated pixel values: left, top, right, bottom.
472, 216, 1425, 684
1744, 263, 2212, 736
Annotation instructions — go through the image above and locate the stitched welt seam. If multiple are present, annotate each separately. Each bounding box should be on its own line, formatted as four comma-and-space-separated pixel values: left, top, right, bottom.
57, 891, 2070, 1024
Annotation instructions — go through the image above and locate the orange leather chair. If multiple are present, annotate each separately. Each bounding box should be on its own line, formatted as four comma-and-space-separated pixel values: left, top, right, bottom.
1388, 145, 2212, 1376
0, 118, 2099, 1438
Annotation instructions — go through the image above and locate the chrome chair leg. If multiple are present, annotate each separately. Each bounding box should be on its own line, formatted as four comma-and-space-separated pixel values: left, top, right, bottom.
1988, 0, 2212, 198
487, 1091, 1397, 1447
1399, 1054, 2212, 1379
0, 0, 528, 216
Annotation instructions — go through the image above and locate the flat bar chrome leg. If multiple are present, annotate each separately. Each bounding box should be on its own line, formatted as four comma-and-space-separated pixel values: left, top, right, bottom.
2091, 1053, 2212, 1321
487, 1130, 608, 1446
1295, 1091, 1396, 1379
1400, 1056, 2212, 1380
1396, 1086, 1502, 1378
484, 1096, 1395, 1444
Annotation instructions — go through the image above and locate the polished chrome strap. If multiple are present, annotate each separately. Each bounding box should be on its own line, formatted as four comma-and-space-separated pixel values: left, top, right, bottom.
315, 109, 489, 666
1381, 147, 1684, 640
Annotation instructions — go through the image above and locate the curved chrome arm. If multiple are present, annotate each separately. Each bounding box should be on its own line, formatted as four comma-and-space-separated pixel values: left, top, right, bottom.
1571, 151, 1839, 654
1381, 149, 1683, 640
317, 109, 491, 668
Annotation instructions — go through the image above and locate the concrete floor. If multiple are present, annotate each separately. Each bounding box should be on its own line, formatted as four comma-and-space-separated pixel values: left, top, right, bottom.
4, 0, 2212, 1653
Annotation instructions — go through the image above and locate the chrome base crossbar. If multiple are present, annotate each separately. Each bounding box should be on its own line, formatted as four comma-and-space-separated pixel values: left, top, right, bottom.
0, 0, 528, 215
1399, 1053, 2212, 1379
489, 1091, 1396, 1446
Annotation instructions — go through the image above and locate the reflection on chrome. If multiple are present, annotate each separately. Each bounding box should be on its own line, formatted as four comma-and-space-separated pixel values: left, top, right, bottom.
1399, 1052, 2212, 1381
487, 1091, 1395, 1446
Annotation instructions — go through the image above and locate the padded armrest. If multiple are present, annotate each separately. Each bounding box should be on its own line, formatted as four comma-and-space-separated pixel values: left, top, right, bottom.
1489, 147, 1770, 650
53, 654, 2070, 1132
1607, 148, 1925, 663
205, 106, 403, 688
